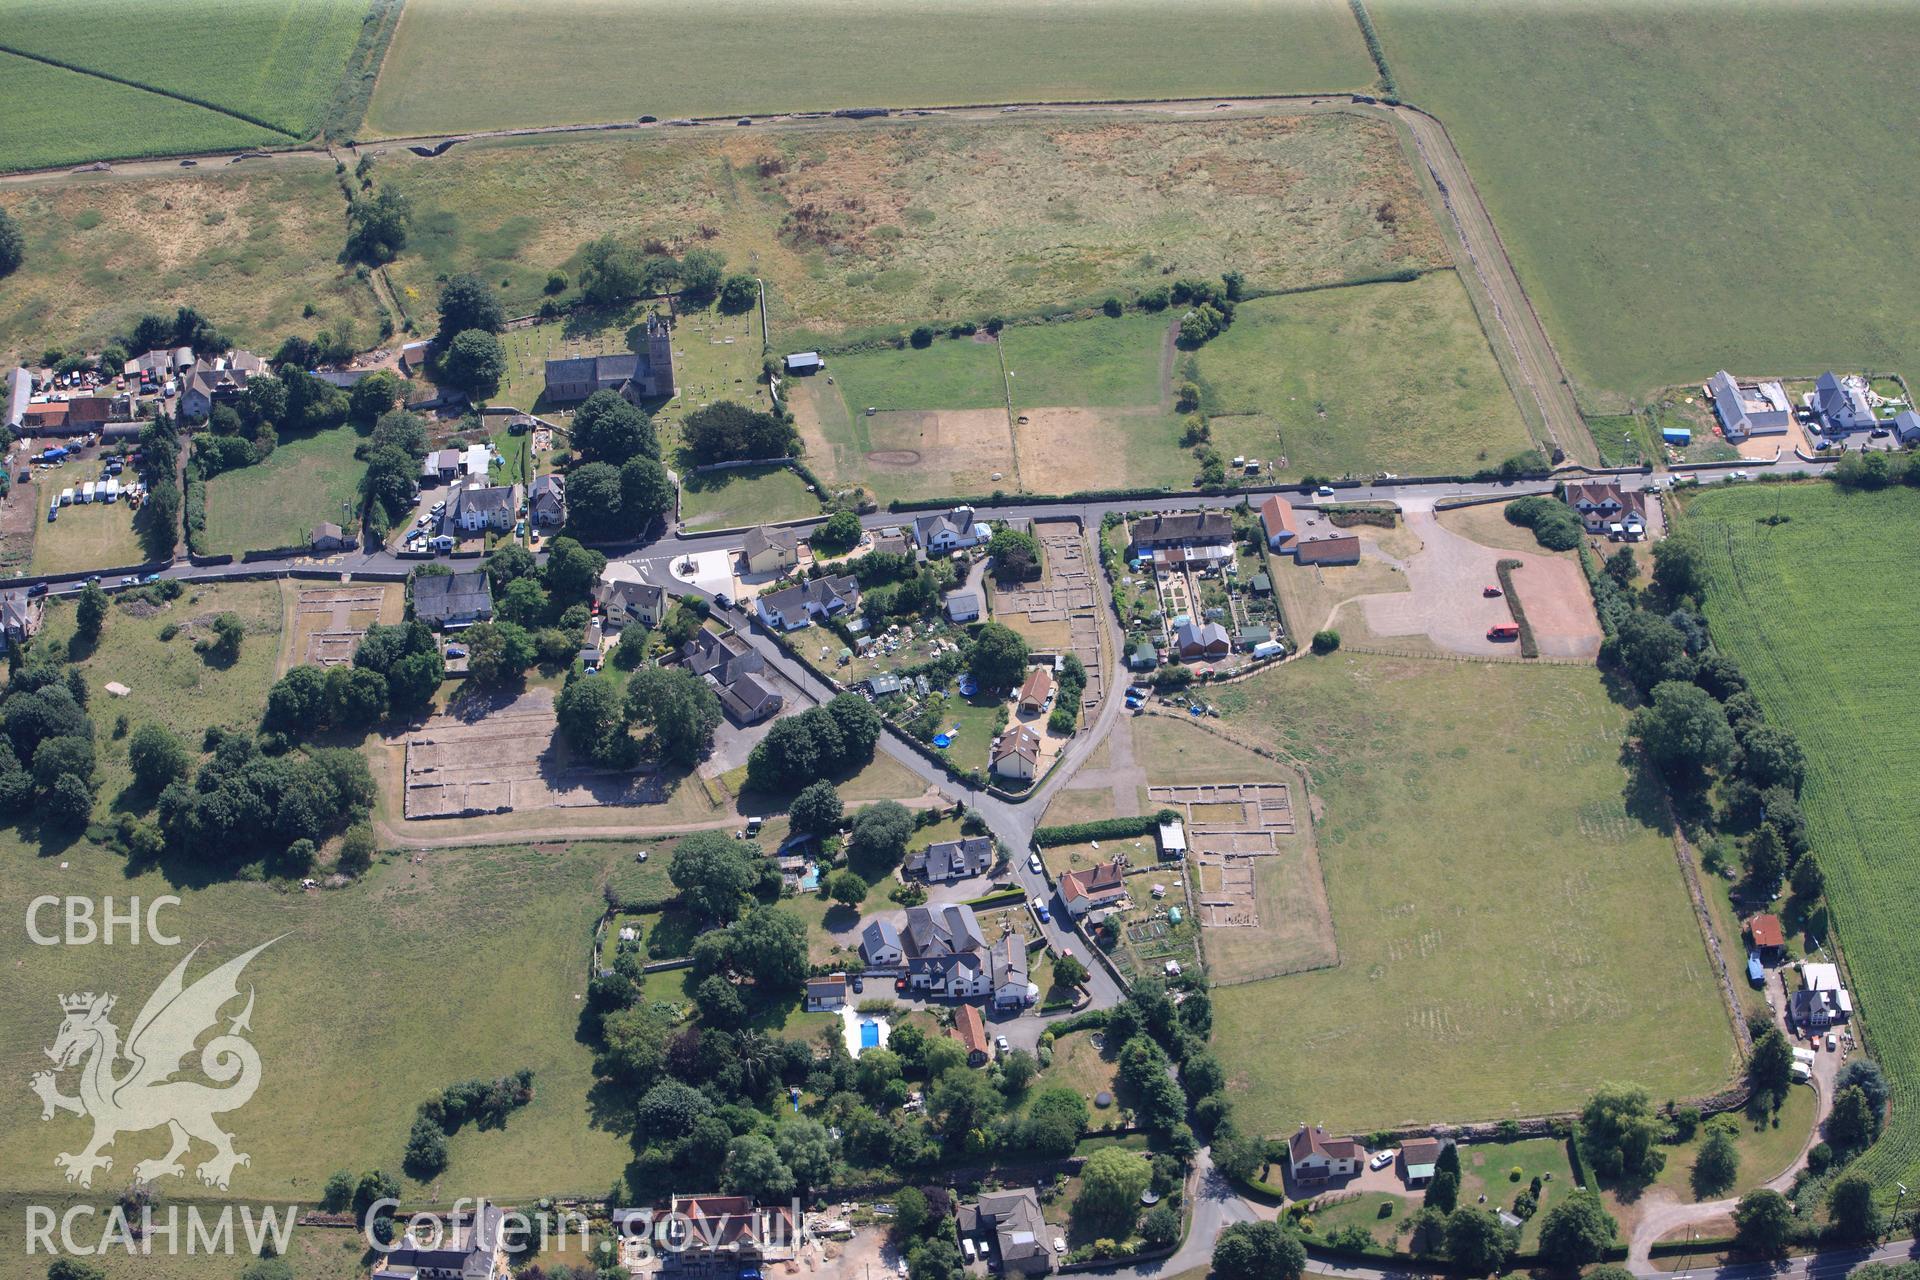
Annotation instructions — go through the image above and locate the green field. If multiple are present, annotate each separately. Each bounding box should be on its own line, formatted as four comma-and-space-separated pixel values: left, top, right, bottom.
203, 427, 364, 555
1683, 482, 1920, 1193
0, 838, 634, 1207
1373, 1, 1920, 406
1189, 271, 1537, 479
364, 0, 1374, 136
679, 463, 821, 531
1207, 653, 1735, 1131
0, 51, 285, 173
28, 494, 147, 576
1000, 311, 1169, 408
2, 0, 368, 133
832, 337, 1008, 413
0, 159, 381, 368
32, 578, 284, 814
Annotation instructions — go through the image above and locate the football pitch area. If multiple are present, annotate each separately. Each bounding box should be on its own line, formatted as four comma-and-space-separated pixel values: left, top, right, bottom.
1682, 482, 1920, 1194
364, 0, 1374, 136
1204, 653, 1736, 1131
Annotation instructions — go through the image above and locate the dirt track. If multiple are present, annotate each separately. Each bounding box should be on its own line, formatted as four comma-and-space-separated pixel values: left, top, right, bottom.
1390, 104, 1595, 465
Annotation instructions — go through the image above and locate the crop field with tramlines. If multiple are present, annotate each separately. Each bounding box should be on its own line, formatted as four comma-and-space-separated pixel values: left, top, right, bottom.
1684, 481, 1920, 1194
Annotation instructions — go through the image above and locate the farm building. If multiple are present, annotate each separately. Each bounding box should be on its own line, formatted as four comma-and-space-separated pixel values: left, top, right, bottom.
1706, 371, 1792, 442
309, 522, 352, 552
123, 346, 195, 380
1399, 1136, 1449, 1187
1746, 913, 1785, 959
783, 352, 823, 375
1259, 495, 1361, 563
4, 368, 29, 431
1157, 818, 1187, 858
543, 313, 674, 404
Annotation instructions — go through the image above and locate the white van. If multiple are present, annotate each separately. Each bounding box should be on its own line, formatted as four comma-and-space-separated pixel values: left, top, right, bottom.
81, 481, 96, 503
59, 487, 74, 506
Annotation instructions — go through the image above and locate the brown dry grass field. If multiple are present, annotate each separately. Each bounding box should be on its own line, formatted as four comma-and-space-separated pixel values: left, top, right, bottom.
0, 158, 382, 367
369, 108, 1445, 346
1128, 715, 1335, 985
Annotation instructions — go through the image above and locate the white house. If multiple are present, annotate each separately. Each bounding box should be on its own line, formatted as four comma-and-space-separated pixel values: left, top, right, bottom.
805, 974, 848, 1012
945, 589, 982, 623
756, 575, 859, 630
1058, 860, 1127, 917
913, 507, 988, 554
1812, 372, 1878, 436
1288, 1125, 1363, 1184
452, 482, 522, 533
860, 920, 904, 968
991, 724, 1041, 781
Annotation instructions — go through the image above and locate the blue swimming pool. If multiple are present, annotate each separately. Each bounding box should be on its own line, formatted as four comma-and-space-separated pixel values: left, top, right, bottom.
798, 865, 819, 891
859, 1020, 881, 1049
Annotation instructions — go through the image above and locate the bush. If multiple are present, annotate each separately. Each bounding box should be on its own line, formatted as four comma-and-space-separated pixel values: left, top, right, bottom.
1033, 817, 1157, 848
1311, 630, 1340, 654
1505, 494, 1583, 551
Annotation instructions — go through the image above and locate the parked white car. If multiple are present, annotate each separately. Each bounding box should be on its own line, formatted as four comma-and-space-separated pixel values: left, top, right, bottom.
1028, 854, 1043, 874
1370, 1149, 1396, 1171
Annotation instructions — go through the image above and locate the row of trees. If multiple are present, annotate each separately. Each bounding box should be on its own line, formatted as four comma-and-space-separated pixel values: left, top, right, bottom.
745, 693, 883, 792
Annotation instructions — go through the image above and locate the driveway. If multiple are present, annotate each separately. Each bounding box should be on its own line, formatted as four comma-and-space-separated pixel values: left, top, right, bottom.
1356, 508, 1602, 660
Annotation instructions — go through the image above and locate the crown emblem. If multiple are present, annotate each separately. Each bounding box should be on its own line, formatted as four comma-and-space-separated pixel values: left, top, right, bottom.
60, 993, 111, 1014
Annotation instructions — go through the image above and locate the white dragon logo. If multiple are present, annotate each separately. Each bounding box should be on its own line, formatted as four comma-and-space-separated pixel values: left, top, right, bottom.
29, 938, 277, 1191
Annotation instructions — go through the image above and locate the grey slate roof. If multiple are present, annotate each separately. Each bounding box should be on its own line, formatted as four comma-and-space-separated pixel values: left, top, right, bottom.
1131, 511, 1232, 547
861, 919, 903, 960
412, 571, 493, 623
905, 836, 993, 882
743, 524, 801, 560
903, 903, 986, 958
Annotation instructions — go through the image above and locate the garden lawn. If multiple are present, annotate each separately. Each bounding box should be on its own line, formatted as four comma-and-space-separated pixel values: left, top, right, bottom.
365, 0, 1373, 136
0, 838, 632, 1206
1456, 1137, 1576, 1251
678, 464, 820, 532
1372, 1, 1920, 406
1207, 654, 1734, 1131
28, 496, 146, 576
1190, 271, 1536, 480
927, 690, 1007, 778
30, 579, 283, 817
202, 427, 363, 556
1681, 482, 1920, 1194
